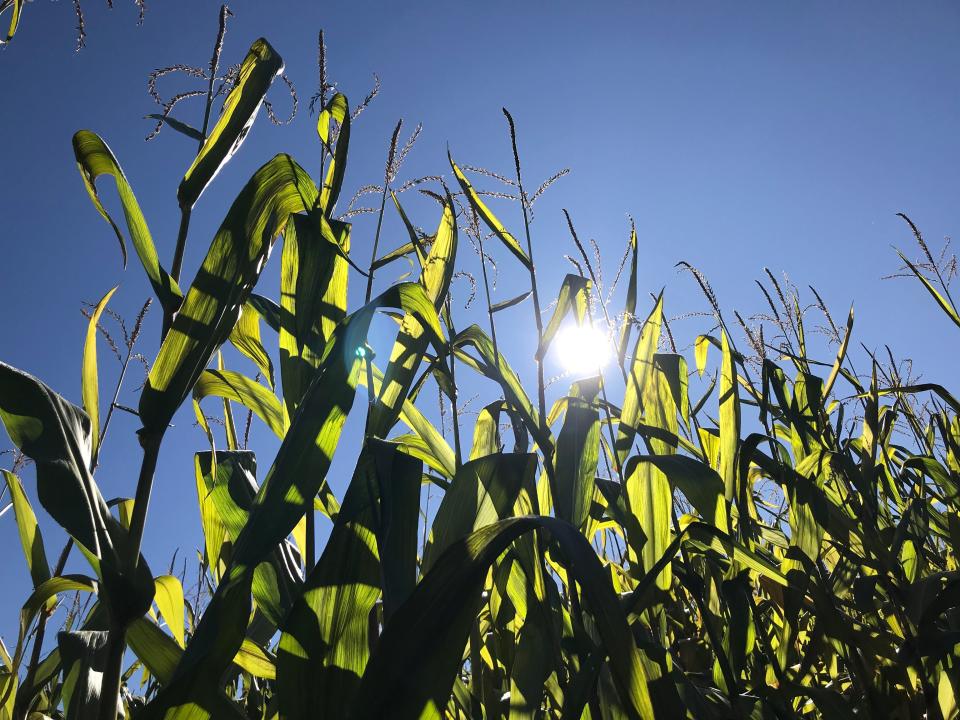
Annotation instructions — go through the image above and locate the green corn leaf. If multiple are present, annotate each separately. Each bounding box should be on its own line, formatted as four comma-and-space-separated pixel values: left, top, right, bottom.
470, 401, 505, 460
81, 285, 117, 458
228, 301, 276, 389
536, 274, 591, 361
72, 131, 182, 314
178, 38, 284, 209
632, 455, 727, 529
58, 630, 112, 720
351, 516, 656, 720
2, 0, 23, 42
616, 294, 663, 466
491, 291, 532, 313
617, 224, 639, 366
552, 397, 599, 532
198, 451, 301, 628
317, 93, 351, 213
390, 190, 429, 267
127, 616, 182, 686
368, 196, 456, 436
0, 574, 97, 707
683, 521, 787, 586
423, 453, 537, 573
0, 362, 154, 627
248, 293, 282, 333
2, 470, 51, 590
279, 211, 351, 416
153, 576, 185, 649
277, 441, 421, 719
139, 153, 317, 435
144, 114, 205, 142
449, 150, 531, 268
453, 325, 549, 453
141, 283, 440, 720
896, 249, 960, 330
234, 639, 276, 680
193, 369, 286, 439
719, 329, 740, 503
822, 304, 853, 399
359, 362, 456, 479
374, 443, 423, 621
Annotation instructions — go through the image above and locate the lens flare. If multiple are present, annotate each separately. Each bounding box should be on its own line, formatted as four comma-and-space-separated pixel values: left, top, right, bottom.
554, 324, 611, 376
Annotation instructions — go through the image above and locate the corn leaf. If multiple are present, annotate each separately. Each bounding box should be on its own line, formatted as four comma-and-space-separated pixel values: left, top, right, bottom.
81, 285, 117, 457
0, 362, 154, 627
139, 153, 317, 434
537, 274, 590, 361
449, 151, 531, 268
352, 516, 656, 720
2, 470, 51, 590
193, 369, 286, 439
73, 131, 182, 314
178, 38, 283, 209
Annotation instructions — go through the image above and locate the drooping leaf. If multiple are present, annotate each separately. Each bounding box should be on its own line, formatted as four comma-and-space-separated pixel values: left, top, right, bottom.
193, 369, 286, 439
0, 362, 154, 627
2, 0, 23, 43
144, 114, 205, 142
228, 301, 276, 389
72, 131, 182, 314
423, 453, 537, 572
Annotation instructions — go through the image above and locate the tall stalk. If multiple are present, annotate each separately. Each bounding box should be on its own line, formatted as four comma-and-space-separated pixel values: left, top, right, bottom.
362, 120, 402, 430
98, 428, 163, 720
503, 109, 556, 489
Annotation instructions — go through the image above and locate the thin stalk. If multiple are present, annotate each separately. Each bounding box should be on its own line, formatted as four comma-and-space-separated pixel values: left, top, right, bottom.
503, 109, 554, 484
364, 120, 402, 305
362, 121, 402, 436
445, 297, 463, 469
98, 430, 163, 720
474, 212, 502, 372
15, 539, 73, 720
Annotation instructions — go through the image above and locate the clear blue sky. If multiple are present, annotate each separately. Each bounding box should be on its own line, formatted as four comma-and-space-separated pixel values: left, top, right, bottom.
1, 1, 959, 644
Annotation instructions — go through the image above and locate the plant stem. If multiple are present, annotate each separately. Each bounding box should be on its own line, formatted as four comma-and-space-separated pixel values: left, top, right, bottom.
445, 297, 462, 469
91, 342, 135, 473
14, 540, 70, 720
98, 431, 163, 720
503, 109, 555, 486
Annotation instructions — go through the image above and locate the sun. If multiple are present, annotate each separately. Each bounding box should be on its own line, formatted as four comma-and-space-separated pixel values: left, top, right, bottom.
554, 323, 612, 376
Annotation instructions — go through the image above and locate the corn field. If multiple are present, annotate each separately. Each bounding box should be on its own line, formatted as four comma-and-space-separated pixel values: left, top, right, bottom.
1, 14, 960, 720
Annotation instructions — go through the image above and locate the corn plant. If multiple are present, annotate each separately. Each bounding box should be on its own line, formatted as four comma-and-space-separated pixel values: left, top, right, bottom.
1, 20, 959, 720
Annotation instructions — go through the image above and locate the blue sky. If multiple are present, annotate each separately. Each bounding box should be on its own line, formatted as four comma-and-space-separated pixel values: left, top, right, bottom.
1, 1, 959, 645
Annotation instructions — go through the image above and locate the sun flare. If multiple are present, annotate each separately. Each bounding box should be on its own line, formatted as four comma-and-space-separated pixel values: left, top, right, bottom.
554, 324, 612, 376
